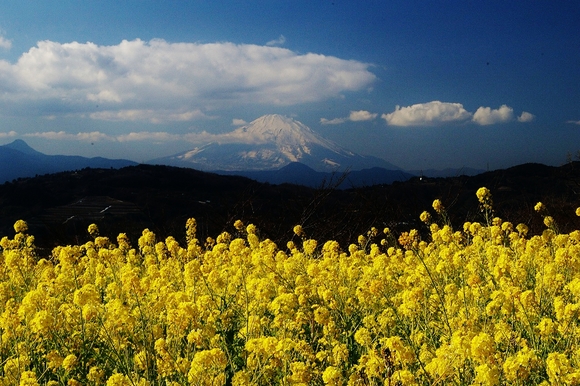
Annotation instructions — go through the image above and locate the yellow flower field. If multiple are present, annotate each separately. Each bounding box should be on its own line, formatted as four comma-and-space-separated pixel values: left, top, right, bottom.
1, 188, 580, 385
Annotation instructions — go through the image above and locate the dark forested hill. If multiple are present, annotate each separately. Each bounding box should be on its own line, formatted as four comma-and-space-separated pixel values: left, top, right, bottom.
1, 162, 580, 255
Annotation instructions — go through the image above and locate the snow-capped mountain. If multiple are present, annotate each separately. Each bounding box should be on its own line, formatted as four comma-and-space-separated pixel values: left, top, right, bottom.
150, 114, 401, 172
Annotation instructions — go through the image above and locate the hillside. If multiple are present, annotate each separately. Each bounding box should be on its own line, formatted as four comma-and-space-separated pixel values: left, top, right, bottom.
1, 162, 580, 254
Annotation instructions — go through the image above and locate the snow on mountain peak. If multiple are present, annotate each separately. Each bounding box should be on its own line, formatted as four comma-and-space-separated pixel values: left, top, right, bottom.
233, 114, 341, 152
150, 113, 402, 172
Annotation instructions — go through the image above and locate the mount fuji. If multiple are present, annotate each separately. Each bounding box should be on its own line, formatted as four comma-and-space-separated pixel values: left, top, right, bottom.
150, 114, 401, 173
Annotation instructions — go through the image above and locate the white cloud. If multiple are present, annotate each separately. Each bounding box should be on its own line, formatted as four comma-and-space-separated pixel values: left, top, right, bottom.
0, 39, 375, 122
183, 131, 235, 144
24, 131, 114, 142
320, 117, 347, 125
0, 130, 17, 138
0, 36, 11, 50
24, 130, 184, 143
20, 128, 270, 146
567, 120, 580, 125
76, 132, 115, 142
116, 131, 181, 142
232, 118, 247, 126
321, 110, 377, 125
87, 90, 122, 103
382, 102, 532, 127
382, 101, 472, 126
89, 109, 213, 123
472, 105, 514, 125
266, 35, 286, 46
517, 111, 535, 123
349, 110, 377, 121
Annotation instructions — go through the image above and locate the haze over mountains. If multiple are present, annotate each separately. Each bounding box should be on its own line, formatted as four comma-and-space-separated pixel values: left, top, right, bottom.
0, 114, 483, 186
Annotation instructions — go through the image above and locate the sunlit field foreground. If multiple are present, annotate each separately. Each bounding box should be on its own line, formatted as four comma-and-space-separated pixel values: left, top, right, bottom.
2, 188, 580, 385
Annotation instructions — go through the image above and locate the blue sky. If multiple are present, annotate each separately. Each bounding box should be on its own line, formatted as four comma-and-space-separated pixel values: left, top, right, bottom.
0, 1, 579, 171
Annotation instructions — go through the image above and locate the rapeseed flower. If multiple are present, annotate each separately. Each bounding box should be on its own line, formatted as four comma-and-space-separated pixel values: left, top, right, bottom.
87, 223, 99, 236
432, 199, 444, 214
322, 366, 342, 385
476, 187, 491, 204
106, 373, 132, 386
13, 219, 28, 233
293, 224, 305, 237
473, 364, 500, 386
2, 192, 580, 384
18, 371, 39, 386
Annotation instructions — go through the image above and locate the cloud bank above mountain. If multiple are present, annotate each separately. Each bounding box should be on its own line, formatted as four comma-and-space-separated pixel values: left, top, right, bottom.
320, 110, 378, 125
382, 101, 472, 127
380, 101, 534, 127
319, 102, 535, 127
0, 39, 376, 122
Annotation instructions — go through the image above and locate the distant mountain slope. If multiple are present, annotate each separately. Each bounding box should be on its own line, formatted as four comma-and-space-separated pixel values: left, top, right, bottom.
408, 167, 486, 178
0, 139, 137, 183
218, 162, 414, 188
3, 139, 45, 156
150, 114, 401, 172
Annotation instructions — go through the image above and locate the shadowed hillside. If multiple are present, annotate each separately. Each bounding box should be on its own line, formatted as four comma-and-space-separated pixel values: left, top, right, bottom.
1, 162, 580, 255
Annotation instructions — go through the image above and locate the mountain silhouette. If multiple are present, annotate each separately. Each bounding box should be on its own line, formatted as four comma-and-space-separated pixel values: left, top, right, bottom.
3, 139, 45, 156
216, 162, 414, 188
0, 140, 137, 183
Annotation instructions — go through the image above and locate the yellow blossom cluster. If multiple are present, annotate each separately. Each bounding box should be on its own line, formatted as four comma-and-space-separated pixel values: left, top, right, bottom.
1, 188, 580, 385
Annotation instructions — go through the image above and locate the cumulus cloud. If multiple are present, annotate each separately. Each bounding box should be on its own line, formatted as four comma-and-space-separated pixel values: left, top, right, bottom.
382, 102, 534, 127
266, 35, 286, 46
116, 131, 182, 142
472, 105, 514, 125
320, 117, 347, 125
0, 39, 375, 122
0, 36, 11, 49
23, 130, 191, 144
320, 110, 377, 125
19, 128, 276, 145
382, 101, 472, 126
232, 119, 247, 126
0, 130, 17, 139
517, 111, 535, 123
89, 109, 213, 124
22, 123, 337, 146
349, 110, 378, 121
24, 131, 114, 142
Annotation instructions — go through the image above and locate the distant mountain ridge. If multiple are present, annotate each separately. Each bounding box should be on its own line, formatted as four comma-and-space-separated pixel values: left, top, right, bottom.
218, 162, 414, 188
149, 114, 401, 172
409, 167, 486, 178
4, 139, 44, 156
0, 138, 482, 188
0, 139, 137, 183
